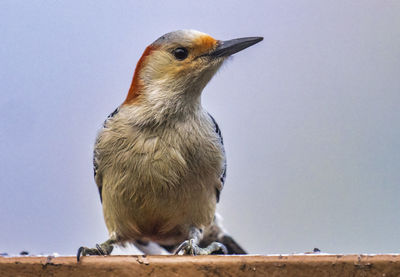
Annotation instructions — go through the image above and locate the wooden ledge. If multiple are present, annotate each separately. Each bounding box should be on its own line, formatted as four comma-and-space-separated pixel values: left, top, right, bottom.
1, 254, 400, 276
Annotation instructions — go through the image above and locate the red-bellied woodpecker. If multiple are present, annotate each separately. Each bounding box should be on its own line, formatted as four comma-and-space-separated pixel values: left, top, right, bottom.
77, 30, 262, 260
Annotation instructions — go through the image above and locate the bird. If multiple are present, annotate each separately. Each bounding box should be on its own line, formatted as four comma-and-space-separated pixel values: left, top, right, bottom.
77, 30, 262, 261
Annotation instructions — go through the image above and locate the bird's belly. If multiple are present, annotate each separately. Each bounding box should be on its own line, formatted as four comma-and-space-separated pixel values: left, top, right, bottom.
103, 173, 217, 244
100, 132, 222, 243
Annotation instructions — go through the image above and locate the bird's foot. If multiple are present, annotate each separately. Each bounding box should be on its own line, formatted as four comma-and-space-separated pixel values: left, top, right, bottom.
77, 240, 114, 262
174, 239, 227, 255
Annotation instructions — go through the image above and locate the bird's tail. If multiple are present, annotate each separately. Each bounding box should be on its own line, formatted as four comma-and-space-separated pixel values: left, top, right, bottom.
199, 213, 247, 254
215, 234, 247, 254
153, 214, 247, 255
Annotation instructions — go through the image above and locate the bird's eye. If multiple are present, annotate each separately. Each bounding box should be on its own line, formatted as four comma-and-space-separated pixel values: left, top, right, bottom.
173, 47, 189, 60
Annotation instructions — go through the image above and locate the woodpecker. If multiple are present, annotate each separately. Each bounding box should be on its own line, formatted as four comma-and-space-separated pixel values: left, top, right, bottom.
77, 30, 262, 260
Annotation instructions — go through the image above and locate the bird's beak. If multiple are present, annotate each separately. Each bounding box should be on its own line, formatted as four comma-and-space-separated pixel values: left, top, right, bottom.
207, 37, 263, 58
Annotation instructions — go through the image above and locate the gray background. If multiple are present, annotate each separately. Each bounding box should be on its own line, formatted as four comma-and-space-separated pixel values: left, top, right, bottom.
1, 1, 399, 256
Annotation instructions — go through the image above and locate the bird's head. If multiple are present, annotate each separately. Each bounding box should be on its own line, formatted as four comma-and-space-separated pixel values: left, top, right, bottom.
122, 30, 262, 122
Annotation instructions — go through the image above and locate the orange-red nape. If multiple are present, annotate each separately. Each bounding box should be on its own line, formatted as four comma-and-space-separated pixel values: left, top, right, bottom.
123, 45, 157, 105
122, 34, 217, 105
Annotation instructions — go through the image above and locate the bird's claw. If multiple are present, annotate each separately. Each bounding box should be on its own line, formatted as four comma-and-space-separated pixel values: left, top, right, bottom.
77, 246, 98, 262
174, 239, 197, 255
174, 239, 228, 255
77, 243, 114, 262
95, 244, 106, 255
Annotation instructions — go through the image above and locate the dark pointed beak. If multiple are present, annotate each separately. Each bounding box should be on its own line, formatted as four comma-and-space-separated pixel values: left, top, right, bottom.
208, 36, 263, 58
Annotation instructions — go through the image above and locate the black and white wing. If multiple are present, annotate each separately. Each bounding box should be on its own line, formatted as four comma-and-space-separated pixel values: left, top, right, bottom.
208, 113, 226, 203
93, 107, 120, 203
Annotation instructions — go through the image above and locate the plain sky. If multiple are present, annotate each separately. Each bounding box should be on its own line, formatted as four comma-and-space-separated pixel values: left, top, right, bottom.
1, 1, 399, 256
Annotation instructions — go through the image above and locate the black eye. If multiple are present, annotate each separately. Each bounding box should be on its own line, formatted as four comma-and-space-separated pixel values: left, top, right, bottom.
173, 47, 188, 60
